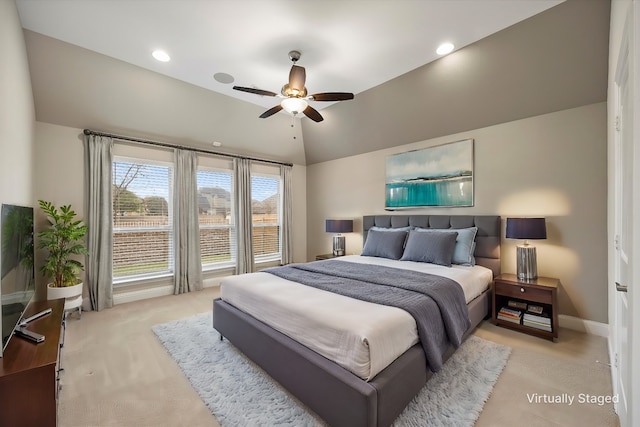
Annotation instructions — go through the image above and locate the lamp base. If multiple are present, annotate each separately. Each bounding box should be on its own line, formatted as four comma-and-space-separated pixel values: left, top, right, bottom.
332, 235, 345, 257
516, 245, 537, 281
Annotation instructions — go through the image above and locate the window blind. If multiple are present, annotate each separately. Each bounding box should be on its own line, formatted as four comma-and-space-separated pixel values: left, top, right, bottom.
197, 167, 235, 269
112, 158, 174, 282
251, 174, 281, 261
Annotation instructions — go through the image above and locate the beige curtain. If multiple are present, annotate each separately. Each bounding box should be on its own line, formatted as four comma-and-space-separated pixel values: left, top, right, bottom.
173, 149, 203, 294
234, 158, 254, 274
280, 164, 293, 265
84, 134, 113, 311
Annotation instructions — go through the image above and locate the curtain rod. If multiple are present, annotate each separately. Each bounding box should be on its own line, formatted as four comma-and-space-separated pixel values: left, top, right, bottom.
82, 129, 293, 167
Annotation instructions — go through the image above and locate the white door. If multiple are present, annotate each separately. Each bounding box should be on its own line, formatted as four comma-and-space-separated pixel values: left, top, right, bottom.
611, 3, 639, 426
613, 37, 631, 424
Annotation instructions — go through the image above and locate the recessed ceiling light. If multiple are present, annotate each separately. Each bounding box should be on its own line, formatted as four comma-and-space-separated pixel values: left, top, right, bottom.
152, 50, 171, 62
436, 42, 455, 55
212, 141, 222, 147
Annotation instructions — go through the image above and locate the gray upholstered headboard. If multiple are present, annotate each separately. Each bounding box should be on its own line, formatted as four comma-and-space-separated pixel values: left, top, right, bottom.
362, 215, 501, 277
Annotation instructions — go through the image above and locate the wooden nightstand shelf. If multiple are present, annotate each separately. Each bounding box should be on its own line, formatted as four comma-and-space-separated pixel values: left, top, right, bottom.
492, 273, 559, 341
315, 253, 339, 260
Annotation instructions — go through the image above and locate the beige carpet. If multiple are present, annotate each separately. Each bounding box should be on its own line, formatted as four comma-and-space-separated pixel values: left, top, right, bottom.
58, 286, 619, 427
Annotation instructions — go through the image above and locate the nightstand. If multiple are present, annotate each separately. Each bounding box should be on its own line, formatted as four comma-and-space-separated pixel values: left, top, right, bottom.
315, 253, 338, 260
492, 273, 559, 341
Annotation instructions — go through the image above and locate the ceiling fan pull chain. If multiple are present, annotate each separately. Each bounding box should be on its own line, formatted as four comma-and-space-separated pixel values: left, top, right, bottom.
291, 116, 297, 140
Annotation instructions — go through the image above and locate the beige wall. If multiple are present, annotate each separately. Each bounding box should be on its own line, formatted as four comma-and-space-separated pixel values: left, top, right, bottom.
0, 1, 36, 300
32, 121, 307, 294
0, 0, 35, 207
307, 102, 607, 323
32, 123, 84, 296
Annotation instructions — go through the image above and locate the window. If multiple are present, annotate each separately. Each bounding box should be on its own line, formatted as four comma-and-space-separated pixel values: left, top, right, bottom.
251, 173, 281, 262
112, 157, 173, 283
197, 167, 235, 270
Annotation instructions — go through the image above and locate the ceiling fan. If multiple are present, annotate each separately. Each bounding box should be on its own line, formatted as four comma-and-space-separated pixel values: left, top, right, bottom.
233, 51, 354, 122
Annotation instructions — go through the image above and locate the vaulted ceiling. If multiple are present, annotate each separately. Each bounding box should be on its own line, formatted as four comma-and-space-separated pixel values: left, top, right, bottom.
17, 0, 609, 165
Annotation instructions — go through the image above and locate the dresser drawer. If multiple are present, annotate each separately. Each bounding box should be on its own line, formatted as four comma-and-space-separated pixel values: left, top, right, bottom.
494, 281, 553, 304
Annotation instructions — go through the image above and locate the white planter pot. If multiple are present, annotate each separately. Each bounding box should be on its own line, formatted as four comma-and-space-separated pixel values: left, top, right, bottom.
47, 282, 83, 312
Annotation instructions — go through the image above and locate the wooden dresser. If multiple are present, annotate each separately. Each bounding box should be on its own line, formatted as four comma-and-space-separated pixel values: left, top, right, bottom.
0, 299, 64, 427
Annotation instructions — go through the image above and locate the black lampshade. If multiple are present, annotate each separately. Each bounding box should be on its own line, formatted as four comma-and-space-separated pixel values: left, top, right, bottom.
325, 219, 353, 233
506, 218, 547, 240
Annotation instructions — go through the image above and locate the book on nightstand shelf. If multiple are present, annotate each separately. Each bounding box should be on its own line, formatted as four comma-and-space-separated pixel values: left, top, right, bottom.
523, 310, 552, 332
524, 312, 551, 323
527, 304, 544, 315
507, 300, 528, 311
497, 306, 523, 324
523, 319, 553, 332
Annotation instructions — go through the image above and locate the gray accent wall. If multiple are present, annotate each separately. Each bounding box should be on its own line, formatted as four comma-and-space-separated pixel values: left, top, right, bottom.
307, 102, 608, 324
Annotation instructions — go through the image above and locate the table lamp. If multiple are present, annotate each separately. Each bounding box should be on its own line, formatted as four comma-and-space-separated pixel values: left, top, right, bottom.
325, 219, 353, 256
506, 217, 547, 280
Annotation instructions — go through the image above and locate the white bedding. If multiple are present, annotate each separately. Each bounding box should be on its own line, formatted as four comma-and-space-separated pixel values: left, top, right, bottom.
220, 255, 492, 381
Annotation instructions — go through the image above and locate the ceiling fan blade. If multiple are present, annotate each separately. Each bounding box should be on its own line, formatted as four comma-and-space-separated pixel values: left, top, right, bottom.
233, 86, 277, 97
302, 105, 324, 122
289, 65, 306, 93
259, 105, 284, 119
310, 92, 355, 102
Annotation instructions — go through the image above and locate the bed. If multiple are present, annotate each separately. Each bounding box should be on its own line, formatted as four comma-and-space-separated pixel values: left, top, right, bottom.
213, 214, 501, 427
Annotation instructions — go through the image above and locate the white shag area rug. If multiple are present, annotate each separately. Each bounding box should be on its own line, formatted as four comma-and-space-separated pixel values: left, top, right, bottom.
153, 312, 510, 427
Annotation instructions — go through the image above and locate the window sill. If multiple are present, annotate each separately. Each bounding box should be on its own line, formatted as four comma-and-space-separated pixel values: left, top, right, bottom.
255, 259, 282, 270
113, 272, 173, 288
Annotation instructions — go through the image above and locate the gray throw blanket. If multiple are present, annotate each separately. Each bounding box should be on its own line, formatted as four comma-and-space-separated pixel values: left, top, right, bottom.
263, 260, 471, 372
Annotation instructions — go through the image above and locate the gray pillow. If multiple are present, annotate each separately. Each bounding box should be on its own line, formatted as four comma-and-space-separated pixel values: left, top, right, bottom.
361, 229, 407, 260
414, 226, 477, 266
400, 230, 459, 266
368, 226, 412, 247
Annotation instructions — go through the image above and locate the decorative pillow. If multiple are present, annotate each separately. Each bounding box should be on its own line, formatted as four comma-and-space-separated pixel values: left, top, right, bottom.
414, 226, 477, 266
361, 229, 407, 260
400, 230, 459, 266
368, 226, 412, 247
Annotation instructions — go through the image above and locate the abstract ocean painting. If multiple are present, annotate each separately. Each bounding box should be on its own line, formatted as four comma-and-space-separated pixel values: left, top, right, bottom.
385, 139, 474, 208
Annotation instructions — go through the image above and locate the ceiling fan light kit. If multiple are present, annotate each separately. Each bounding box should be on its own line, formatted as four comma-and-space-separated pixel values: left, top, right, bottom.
281, 97, 308, 115
233, 50, 354, 123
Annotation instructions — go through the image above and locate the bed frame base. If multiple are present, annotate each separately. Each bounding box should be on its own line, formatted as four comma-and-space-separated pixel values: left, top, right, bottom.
213, 288, 490, 427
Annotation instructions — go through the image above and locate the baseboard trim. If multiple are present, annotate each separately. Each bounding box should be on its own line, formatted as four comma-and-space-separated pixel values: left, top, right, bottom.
559, 314, 609, 337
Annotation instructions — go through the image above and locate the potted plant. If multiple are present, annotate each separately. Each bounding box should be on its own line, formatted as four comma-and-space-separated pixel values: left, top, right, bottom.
37, 200, 88, 316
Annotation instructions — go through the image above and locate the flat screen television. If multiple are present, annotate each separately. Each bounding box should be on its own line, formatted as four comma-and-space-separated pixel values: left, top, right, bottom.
0, 204, 35, 357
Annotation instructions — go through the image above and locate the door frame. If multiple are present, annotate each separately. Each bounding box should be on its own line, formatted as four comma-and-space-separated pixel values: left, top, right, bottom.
609, 2, 640, 426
